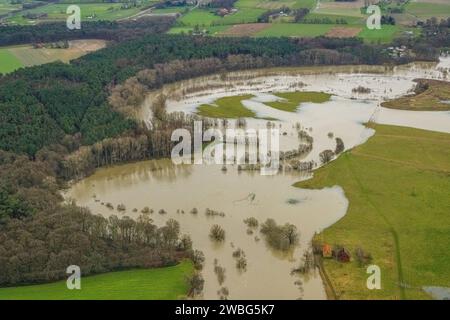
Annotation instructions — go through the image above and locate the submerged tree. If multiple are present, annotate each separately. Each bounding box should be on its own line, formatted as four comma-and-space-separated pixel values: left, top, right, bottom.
209, 224, 226, 242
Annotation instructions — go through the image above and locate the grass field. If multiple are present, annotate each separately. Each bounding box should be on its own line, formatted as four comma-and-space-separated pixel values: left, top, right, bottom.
0, 48, 24, 74
0, 40, 106, 74
382, 79, 450, 111
256, 23, 333, 37
295, 124, 450, 299
357, 25, 400, 44
6, 3, 142, 25
303, 12, 364, 25
265, 91, 331, 112
168, 25, 230, 35
0, 260, 194, 300
405, 1, 450, 20
197, 94, 256, 118
0, 0, 20, 16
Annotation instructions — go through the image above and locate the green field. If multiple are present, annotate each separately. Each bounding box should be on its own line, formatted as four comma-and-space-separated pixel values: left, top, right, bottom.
357, 25, 400, 44
6, 3, 142, 25
266, 91, 331, 112
256, 23, 333, 37
405, 1, 450, 20
0, 0, 20, 15
382, 79, 450, 111
197, 94, 256, 118
295, 124, 450, 299
303, 12, 364, 25
168, 25, 230, 35
0, 48, 24, 74
0, 260, 194, 300
0, 40, 105, 74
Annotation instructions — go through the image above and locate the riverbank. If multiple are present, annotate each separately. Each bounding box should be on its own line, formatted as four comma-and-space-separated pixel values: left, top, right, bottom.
295, 124, 450, 299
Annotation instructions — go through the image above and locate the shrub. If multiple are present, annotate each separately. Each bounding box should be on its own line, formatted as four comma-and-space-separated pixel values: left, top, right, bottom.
209, 224, 226, 242
260, 218, 299, 251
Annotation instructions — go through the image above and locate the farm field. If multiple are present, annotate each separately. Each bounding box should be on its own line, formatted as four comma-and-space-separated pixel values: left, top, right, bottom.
0, 39, 106, 74
357, 25, 400, 44
0, 47, 23, 74
256, 23, 333, 37
5, 3, 143, 25
405, 1, 450, 20
295, 124, 450, 299
0, 260, 194, 300
313, 0, 365, 17
266, 91, 331, 112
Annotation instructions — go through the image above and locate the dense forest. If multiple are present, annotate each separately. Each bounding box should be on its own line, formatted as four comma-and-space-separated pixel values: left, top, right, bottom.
1, 34, 427, 156
0, 149, 193, 286
0, 17, 176, 46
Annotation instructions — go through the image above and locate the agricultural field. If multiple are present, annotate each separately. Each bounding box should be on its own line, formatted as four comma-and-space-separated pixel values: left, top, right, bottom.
0, 39, 106, 74
0, 0, 20, 16
357, 25, 400, 44
168, 25, 230, 35
0, 260, 194, 300
255, 23, 334, 37
296, 124, 450, 299
197, 94, 256, 118
405, 0, 450, 20
313, 0, 365, 18
0, 47, 23, 74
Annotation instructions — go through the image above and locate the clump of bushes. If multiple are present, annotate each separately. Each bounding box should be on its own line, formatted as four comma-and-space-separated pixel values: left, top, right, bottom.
217, 286, 229, 300
213, 260, 226, 285
260, 218, 299, 251
205, 208, 225, 217
236, 257, 247, 271
335, 137, 345, 155
141, 206, 150, 214
243, 217, 258, 228
117, 204, 126, 211
352, 86, 371, 94
190, 208, 198, 214
159, 209, 167, 215
191, 250, 205, 270
209, 224, 226, 242
319, 149, 334, 164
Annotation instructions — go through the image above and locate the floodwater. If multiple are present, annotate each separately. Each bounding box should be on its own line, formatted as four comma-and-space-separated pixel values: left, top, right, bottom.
67, 57, 450, 299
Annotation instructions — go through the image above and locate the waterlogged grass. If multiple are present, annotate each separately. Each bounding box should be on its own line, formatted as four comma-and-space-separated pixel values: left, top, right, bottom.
0, 260, 194, 300
0, 48, 23, 74
382, 79, 450, 111
265, 91, 332, 112
197, 94, 256, 118
295, 124, 450, 299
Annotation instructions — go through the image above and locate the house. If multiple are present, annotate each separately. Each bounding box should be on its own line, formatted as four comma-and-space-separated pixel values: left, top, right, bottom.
333, 247, 351, 263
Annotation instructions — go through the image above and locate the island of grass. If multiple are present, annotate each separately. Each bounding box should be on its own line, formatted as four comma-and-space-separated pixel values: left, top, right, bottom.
265, 91, 332, 112
295, 124, 450, 299
0, 260, 193, 300
197, 94, 256, 118
382, 79, 450, 111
